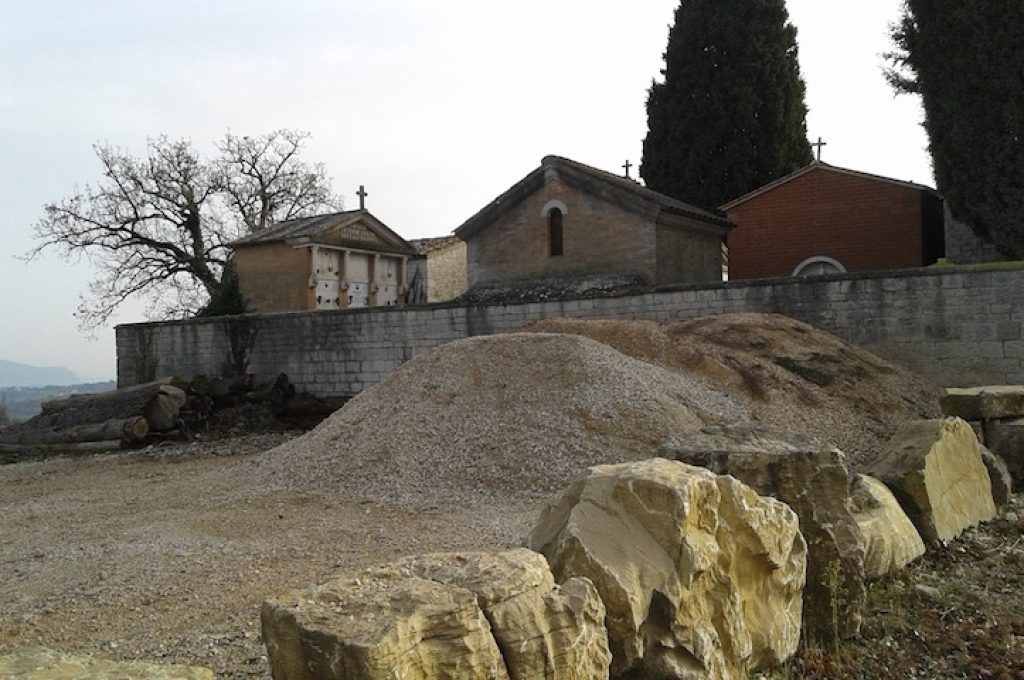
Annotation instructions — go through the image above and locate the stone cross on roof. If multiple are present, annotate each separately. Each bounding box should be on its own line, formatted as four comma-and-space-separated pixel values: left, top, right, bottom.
622, 159, 633, 179
811, 137, 827, 162
357, 185, 368, 210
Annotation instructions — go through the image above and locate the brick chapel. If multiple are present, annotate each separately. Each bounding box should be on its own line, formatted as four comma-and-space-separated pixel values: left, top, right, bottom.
454, 155, 733, 289
230, 206, 417, 313
724, 162, 945, 280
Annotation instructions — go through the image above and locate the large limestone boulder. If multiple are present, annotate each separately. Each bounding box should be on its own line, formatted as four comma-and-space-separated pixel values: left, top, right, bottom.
392, 549, 611, 680
529, 458, 806, 680
979, 445, 1013, 508
661, 426, 865, 639
941, 385, 1024, 420
849, 474, 926, 579
0, 647, 213, 679
261, 548, 610, 680
866, 418, 997, 545
985, 417, 1024, 490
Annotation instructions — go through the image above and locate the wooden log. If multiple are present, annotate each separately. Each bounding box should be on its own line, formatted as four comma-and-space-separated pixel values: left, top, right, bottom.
0, 416, 148, 446
0, 440, 123, 454
143, 385, 188, 431
35, 379, 170, 424
246, 374, 293, 405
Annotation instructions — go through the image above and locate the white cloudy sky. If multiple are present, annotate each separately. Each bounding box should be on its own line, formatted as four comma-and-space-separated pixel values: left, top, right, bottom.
0, 0, 930, 381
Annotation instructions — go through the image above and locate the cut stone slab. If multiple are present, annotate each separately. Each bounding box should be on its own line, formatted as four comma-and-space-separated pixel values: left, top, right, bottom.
261, 548, 610, 680
529, 458, 806, 680
980, 445, 1013, 508
866, 418, 997, 545
849, 474, 926, 579
941, 385, 1024, 420
984, 417, 1024, 490
391, 549, 611, 680
0, 647, 213, 679
661, 426, 866, 640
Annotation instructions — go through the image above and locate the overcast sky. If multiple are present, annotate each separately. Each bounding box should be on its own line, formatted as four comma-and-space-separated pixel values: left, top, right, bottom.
0, 0, 930, 382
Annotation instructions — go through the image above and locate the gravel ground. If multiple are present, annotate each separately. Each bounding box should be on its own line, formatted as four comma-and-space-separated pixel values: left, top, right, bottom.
0, 435, 543, 678
4, 436, 1019, 679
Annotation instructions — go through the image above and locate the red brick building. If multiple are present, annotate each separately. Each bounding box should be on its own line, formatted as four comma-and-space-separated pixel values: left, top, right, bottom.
723, 162, 944, 280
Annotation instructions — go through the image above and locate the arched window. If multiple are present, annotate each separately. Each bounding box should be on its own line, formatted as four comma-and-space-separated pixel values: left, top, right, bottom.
549, 208, 563, 257
792, 255, 847, 277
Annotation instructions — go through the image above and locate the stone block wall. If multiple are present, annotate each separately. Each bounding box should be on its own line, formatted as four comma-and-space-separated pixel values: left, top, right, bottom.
465, 177, 656, 286
427, 239, 467, 302
116, 265, 1024, 395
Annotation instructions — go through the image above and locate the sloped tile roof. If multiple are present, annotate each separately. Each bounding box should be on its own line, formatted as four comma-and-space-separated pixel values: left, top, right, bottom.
720, 161, 940, 210
454, 155, 732, 239
228, 210, 415, 255
409, 235, 461, 256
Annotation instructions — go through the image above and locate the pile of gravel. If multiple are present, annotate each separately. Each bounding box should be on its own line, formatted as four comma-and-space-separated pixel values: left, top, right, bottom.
528, 314, 942, 467
254, 333, 749, 502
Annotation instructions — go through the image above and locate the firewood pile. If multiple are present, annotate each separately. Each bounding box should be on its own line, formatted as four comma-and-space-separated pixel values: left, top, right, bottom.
0, 374, 346, 454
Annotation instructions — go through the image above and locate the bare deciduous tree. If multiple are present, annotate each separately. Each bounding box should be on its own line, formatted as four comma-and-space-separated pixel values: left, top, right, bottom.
27, 130, 340, 330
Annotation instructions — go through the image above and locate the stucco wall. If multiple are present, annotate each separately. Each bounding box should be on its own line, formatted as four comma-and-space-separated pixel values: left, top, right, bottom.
117, 266, 1024, 395
427, 240, 467, 302
656, 223, 722, 285
466, 178, 656, 287
234, 242, 311, 313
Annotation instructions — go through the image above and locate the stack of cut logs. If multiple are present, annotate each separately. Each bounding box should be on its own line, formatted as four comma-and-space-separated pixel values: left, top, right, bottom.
0, 374, 344, 453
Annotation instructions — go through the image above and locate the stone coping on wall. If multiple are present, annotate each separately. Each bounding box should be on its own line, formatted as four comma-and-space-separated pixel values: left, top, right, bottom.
115, 261, 1024, 332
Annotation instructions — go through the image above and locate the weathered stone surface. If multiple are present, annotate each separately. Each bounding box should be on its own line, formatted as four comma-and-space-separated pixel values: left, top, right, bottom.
529, 458, 806, 679
0, 647, 213, 679
980, 445, 1013, 508
393, 549, 611, 680
866, 418, 997, 544
849, 474, 926, 579
661, 426, 866, 639
984, 417, 1024, 490
261, 549, 610, 680
262, 566, 507, 680
941, 385, 1024, 420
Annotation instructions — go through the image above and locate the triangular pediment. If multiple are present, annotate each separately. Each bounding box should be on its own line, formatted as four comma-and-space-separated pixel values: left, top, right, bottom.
308, 213, 415, 255
229, 210, 416, 256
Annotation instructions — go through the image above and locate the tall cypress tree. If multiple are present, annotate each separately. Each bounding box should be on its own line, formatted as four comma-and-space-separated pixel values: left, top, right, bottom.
887, 1, 1024, 259
641, 0, 812, 210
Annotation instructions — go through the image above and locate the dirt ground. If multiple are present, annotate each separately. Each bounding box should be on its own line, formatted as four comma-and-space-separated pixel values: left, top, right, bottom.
2, 434, 1022, 679
0, 435, 540, 679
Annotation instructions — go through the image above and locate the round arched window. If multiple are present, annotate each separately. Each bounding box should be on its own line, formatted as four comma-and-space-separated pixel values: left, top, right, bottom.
792, 256, 847, 277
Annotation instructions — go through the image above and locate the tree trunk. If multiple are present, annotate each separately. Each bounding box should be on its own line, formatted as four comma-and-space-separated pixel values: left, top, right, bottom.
0, 416, 149, 446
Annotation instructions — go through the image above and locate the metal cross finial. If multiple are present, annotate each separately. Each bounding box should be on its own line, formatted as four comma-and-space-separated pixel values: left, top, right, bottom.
811, 137, 827, 162
622, 160, 633, 179
357, 185, 368, 210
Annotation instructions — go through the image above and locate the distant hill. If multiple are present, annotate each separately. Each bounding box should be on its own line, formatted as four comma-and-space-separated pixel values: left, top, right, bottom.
0, 359, 79, 388
0, 381, 117, 423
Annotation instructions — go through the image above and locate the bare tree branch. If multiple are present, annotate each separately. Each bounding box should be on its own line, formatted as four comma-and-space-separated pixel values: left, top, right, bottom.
215, 130, 343, 233
26, 130, 340, 330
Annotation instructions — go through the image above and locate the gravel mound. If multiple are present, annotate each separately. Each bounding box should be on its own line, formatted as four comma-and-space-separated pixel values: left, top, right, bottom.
528, 314, 942, 468
254, 333, 749, 502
